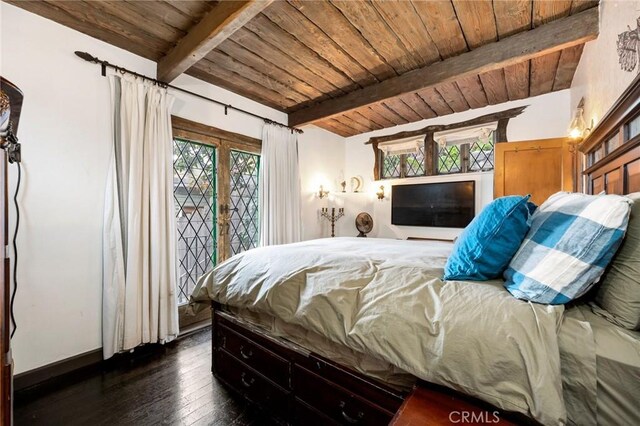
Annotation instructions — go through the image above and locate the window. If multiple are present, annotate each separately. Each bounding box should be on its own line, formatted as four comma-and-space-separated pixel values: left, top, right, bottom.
405, 146, 426, 177
376, 129, 495, 178
173, 138, 217, 305
229, 150, 260, 255
379, 136, 426, 179
371, 107, 521, 180
469, 139, 495, 171
437, 144, 462, 174
382, 153, 402, 178
171, 116, 262, 327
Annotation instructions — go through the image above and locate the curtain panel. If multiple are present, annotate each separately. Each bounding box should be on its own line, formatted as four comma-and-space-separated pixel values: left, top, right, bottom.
258, 124, 302, 246
103, 75, 179, 359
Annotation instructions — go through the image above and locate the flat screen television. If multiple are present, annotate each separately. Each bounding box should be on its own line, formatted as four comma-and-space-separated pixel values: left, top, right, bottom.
391, 181, 475, 228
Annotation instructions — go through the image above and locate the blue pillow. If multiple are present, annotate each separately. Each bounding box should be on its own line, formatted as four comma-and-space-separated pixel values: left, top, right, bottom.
444, 195, 535, 281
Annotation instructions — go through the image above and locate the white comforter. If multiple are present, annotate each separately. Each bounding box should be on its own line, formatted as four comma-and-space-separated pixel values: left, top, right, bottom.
190, 237, 569, 425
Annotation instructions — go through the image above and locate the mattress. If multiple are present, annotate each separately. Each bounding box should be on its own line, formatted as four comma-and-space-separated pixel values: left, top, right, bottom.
576, 305, 640, 425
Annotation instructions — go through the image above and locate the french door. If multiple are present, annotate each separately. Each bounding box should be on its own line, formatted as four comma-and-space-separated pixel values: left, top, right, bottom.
172, 117, 261, 327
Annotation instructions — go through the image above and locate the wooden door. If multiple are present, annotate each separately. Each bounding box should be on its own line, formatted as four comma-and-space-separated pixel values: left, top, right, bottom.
494, 137, 576, 206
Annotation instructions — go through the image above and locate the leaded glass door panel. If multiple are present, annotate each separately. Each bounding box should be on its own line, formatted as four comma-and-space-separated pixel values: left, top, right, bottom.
173, 138, 217, 306
228, 150, 260, 256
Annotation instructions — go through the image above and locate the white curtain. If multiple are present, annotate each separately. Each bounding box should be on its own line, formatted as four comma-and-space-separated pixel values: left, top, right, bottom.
258, 123, 302, 246
103, 75, 178, 359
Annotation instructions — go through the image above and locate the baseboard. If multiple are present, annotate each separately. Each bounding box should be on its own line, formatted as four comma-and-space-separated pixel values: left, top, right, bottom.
13, 323, 212, 395
14, 348, 103, 392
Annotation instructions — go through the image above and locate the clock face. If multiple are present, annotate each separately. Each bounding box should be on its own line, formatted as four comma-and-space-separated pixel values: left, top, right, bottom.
356, 212, 373, 233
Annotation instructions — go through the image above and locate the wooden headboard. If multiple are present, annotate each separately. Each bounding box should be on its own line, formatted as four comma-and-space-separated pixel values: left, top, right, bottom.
579, 73, 640, 195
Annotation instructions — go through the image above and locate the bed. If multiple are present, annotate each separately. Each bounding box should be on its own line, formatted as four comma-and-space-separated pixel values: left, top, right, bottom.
189, 75, 640, 426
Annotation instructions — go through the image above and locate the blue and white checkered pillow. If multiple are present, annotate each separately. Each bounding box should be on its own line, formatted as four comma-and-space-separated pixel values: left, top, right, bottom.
504, 192, 633, 304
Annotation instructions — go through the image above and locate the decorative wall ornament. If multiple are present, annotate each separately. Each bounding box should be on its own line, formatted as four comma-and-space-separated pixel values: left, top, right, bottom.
617, 16, 640, 73
317, 184, 329, 199
350, 176, 363, 192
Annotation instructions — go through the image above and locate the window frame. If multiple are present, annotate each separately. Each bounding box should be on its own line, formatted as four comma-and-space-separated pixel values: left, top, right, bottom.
370, 106, 524, 180
171, 116, 261, 329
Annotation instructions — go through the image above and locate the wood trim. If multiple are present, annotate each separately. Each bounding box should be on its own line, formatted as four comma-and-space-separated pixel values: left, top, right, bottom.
157, 0, 273, 82
14, 348, 103, 392
217, 144, 231, 262
583, 135, 640, 175
579, 72, 640, 154
173, 128, 221, 148
365, 106, 526, 145
579, 72, 640, 196
288, 7, 598, 126
171, 115, 261, 147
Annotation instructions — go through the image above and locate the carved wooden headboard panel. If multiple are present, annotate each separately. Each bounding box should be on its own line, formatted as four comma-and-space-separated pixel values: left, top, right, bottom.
580, 73, 640, 195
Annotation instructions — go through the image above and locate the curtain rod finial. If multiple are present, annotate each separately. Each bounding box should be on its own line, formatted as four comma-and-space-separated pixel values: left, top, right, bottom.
75, 51, 99, 63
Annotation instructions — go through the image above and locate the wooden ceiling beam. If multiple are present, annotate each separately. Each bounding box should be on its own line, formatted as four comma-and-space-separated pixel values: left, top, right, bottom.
157, 0, 273, 83
289, 6, 598, 127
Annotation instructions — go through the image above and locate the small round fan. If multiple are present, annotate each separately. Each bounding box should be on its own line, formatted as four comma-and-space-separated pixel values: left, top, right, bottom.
355, 212, 373, 237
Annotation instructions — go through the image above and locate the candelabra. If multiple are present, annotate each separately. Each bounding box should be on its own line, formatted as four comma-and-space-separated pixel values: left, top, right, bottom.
321, 207, 344, 237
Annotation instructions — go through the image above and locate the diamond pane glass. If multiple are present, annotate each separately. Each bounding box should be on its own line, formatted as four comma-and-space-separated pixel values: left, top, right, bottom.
230, 150, 260, 256
469, 134, 495, 171
382, 153, 401, 178
437, 145, 461, 174
173, 138, 216, 305
405, 146, 426, 177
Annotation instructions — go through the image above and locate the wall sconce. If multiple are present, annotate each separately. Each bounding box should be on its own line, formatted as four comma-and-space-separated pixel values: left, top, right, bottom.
376, 185, 385, 200
318, 185, 329, 199
568, 98, 592, 139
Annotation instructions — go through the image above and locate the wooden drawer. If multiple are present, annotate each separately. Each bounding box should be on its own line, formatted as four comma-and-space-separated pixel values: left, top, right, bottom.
293, 398, 338, 426
293, 366, 394, 426
216, 324, 290, 388
214, 349, 289, 415
300, 354, 404, 413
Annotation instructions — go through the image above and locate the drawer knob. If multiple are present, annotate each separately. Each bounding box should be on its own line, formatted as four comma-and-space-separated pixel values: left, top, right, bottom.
240, 372, 255, 388
239, 345, 253, 360
339, 401, 364, 424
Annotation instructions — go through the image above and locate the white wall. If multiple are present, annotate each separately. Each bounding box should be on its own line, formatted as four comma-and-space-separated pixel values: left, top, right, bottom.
337, 91, 573, 240
0, 3, 341, 374
297, 125, 346, 240
571, 0, 639, 124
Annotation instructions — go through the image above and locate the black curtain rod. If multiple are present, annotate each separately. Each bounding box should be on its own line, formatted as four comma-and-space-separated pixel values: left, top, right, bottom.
74, 51, 303, 134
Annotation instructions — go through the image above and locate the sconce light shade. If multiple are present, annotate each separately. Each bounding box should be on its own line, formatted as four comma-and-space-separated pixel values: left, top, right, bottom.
376, 185, 385, 200
569, 98, 588, 139
318, 185, 329, 199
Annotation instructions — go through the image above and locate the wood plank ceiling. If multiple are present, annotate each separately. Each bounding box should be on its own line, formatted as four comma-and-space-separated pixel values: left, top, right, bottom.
6, 0, 599, 137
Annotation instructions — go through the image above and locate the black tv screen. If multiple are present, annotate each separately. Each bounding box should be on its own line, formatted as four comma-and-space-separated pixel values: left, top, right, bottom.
392, 181, 475, 228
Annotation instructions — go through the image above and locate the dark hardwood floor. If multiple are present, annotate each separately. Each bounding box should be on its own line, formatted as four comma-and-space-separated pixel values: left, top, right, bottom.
14, 327, 276, 425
